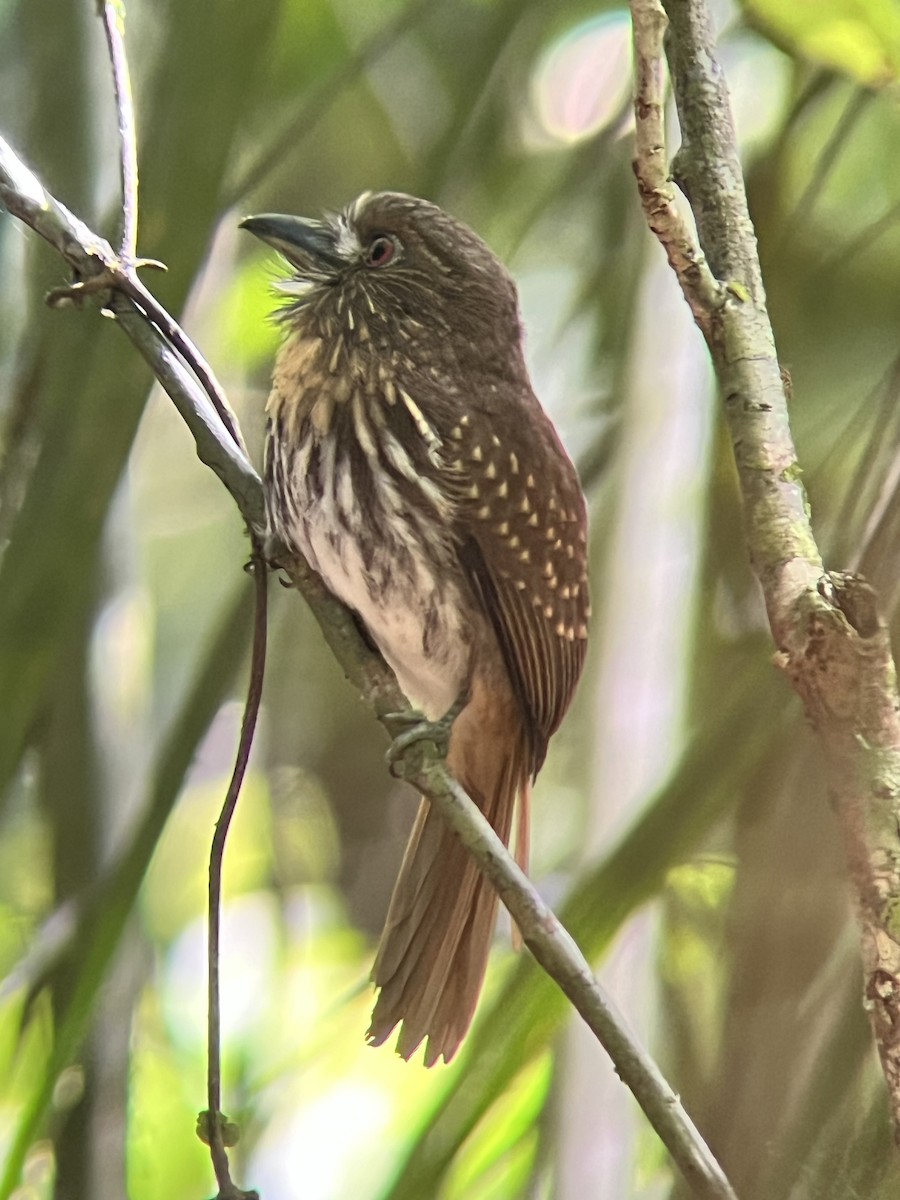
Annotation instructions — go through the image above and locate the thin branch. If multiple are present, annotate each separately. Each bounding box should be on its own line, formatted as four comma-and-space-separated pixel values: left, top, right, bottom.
0, 582, 255, 1200
1, 132, 737, 1197
98, 0, 139, 261
396, 743, 738, 1200
0, 134, 260, 529
629, 0, 723, 337
272, 546, 738, 1200
203, 542, 267, 1200
0, 132, 243, 457
47, 265, 247, 455
93, 0, 248, 449
631, 0, 900, 1143
116, 273, 248, 453
109, 293, 264, 529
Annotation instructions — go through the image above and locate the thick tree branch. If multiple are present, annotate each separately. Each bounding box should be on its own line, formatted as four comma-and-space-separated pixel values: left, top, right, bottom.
1, 134, 737, 1198
630, 0, 900, 1140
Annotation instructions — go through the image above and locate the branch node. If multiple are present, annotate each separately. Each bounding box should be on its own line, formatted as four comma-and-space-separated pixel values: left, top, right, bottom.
830, 572, 883, 641
196, 1110, 241, 1149
46, 271, 118, 308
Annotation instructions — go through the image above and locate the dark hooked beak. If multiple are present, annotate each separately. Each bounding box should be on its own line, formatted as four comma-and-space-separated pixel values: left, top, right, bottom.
239, 213, 345, 272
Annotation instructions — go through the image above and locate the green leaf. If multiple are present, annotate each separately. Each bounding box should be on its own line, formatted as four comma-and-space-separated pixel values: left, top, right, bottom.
742, 0, 900, 86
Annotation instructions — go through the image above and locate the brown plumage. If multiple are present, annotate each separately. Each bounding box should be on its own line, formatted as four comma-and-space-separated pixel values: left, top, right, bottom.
241, 192, 589, 1065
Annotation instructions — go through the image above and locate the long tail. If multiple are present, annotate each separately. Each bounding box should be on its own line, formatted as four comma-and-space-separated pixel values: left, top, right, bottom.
367, 681, 530, 1066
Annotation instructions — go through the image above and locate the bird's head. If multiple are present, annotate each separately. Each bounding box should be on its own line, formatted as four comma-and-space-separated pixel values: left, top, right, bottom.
240, 192, 524, 374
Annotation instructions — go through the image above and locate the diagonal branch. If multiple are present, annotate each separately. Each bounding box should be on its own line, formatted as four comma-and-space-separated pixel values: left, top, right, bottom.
1, 124, 739, 1200
630, 0, 900, 1142
0, 134, 261, 529
1, 131, 738, 1198
395, 737, 738, 1198
272, 570, 737, 1199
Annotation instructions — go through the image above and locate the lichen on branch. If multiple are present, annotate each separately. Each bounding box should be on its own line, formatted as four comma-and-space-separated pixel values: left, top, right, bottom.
629, 0, 900, 1143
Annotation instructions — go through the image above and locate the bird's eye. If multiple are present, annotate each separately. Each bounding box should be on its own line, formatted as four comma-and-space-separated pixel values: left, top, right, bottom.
365, 234, 397, 268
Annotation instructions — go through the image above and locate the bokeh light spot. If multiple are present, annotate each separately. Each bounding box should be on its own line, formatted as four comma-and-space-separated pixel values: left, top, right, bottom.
531, 12, 633, 146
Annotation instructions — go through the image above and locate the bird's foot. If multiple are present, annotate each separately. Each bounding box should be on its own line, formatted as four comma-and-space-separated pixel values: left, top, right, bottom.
385, 698, 465, 779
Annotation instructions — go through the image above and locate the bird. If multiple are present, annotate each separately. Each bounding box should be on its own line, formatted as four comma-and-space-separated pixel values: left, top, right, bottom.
241, 192, 589, 1066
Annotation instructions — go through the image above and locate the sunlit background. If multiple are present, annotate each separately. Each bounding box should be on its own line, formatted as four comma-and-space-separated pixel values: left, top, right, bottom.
3, 0, 900, 1197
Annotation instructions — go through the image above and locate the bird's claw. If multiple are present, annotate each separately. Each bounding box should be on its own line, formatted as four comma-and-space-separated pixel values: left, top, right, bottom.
385, 700, 464, 779
46, 257, 167, 310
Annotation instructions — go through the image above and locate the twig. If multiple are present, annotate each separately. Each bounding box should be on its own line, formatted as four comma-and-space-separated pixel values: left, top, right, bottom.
0, 135, 259, 526
91, 0, 249, 452
116, 273, 248, 454
202, 542, 267, 1200
630, 0, 900, 1144
98, 0, 139, 261
628, 0, 722, 337
2, 133, 736, 1196
46, 266, 247, 456
109, 293, 264, 530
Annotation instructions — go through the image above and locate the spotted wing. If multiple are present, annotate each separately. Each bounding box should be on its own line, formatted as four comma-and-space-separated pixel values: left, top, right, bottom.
451, 404, 590, 775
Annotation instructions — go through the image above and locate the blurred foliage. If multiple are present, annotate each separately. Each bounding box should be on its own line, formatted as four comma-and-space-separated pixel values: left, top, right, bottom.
2, 0, 900, 1198
740, 0, 900, 86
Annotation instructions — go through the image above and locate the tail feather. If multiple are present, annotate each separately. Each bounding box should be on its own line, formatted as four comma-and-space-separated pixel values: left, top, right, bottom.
368, 686, 528, 1065
508, 777, 532, 954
